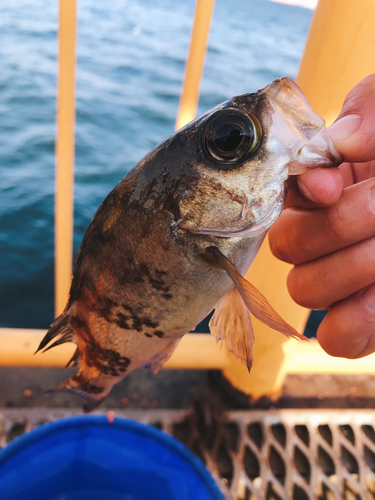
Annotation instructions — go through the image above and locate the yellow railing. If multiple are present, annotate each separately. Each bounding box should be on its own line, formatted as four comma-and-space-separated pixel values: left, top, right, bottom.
55, 0, 77, 317
2, 0, 375, 401
175, 0, 215, 131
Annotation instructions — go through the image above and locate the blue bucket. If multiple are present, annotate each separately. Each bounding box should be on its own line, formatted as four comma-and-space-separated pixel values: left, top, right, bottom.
0, 415, 224, 500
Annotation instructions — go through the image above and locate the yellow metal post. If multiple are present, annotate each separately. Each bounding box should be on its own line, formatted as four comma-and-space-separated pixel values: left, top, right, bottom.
175, 0, 215, 131
55, 0, 77, 316
297, 0, 375, 125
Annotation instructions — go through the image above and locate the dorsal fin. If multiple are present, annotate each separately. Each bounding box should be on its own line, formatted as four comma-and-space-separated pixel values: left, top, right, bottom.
36, 311, 75, 353
42, 330, 75, 353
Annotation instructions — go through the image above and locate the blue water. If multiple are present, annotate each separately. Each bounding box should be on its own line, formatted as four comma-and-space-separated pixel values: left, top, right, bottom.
0, 0, 313, 328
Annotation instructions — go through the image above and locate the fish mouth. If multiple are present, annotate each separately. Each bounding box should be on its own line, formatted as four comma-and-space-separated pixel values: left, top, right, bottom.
264, 77, 343, 174
289, 125, 343, 173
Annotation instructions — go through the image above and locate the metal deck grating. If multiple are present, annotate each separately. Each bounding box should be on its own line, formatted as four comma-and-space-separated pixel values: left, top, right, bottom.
1, 408, 375, 499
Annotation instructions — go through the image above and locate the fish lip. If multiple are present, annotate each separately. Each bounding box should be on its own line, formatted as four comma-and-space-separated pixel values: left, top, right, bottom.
288, 125, 343, 175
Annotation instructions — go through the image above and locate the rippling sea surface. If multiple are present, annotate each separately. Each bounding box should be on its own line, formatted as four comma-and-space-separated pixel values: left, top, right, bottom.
0, 0, 313, 328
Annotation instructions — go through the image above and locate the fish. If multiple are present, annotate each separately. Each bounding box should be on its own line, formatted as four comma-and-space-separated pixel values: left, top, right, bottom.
36, 77, 342, 412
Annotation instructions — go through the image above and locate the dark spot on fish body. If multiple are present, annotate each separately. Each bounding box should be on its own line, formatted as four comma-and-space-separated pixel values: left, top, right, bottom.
97, 295, 118, 321
101, 349, 131, 377
80, 382, 104, 394
111, 304, 159, 333
142, 317, 160, 329
80, 382, 104, 395
153, 330, 165, 338
73, 374, 105, 395
143, 265, 171, 295
127, 312, 144, 332
71, 321, 132, 377
144, 332, 153, 338
112, 305, 139, 331
115, 312, 131, 330
116, 263, 146, 288
154, 268, 167, 279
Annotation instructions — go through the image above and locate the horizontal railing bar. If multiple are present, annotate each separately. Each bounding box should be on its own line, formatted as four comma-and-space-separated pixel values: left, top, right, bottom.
1, 328, 375, 377
0, 330, 230, 370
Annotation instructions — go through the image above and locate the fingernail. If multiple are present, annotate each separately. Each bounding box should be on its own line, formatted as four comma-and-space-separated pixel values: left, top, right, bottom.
297, 177, 316, 202
328, 114, 362, 141
371, 185, 375, 215
362, 284, 375, 311
297, 171, 320, 203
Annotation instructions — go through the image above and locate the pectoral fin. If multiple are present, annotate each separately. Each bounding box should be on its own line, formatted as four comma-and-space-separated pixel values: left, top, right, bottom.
206, 246, 307, 341
209, 288, 254, 371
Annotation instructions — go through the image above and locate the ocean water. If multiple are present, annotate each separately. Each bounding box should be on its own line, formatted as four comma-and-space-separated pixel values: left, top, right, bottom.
0, 0, 313, 329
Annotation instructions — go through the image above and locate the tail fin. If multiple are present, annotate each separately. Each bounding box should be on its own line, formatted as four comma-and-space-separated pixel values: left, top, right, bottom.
36, 311, 75, 353
45, 375, 106, 413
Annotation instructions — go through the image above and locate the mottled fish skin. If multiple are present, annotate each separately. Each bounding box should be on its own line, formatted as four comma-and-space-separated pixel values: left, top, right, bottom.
37, 77, 342, 411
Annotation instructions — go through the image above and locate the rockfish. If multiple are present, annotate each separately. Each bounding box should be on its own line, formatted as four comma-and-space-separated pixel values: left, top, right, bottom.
37, 78, 342, 411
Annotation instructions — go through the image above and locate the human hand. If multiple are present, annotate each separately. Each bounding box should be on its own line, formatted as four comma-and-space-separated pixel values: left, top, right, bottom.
269, 74, 375, 359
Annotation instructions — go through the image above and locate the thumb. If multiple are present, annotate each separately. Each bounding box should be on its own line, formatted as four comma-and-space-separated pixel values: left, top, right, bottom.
328, 74, 375, 163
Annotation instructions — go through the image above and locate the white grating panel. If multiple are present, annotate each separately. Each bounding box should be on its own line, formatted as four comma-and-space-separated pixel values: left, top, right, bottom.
1, 408, 375, 499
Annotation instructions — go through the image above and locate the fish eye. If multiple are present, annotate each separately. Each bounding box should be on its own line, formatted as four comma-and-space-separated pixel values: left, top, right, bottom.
203, 110, 261, 166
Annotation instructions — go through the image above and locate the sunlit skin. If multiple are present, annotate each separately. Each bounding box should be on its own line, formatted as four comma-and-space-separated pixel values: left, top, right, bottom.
269, 74, 375, 360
